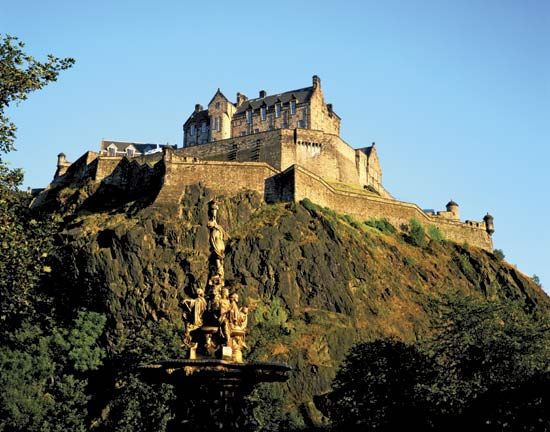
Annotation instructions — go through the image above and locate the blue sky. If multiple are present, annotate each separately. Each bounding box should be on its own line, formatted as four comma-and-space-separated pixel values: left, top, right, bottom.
2, 0, 549, 291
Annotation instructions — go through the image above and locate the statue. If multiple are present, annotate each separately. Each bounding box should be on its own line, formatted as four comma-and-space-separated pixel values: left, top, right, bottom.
207, 200, 226, 283
181, 198, 249, 362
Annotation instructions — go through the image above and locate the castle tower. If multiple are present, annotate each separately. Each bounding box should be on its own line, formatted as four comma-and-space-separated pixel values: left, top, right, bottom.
446, 200, 459, 220
484, 213, 495, 235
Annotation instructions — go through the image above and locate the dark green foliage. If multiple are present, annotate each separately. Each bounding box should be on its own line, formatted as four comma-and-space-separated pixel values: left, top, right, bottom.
493, 249, 505, 261
0, 312, 106, 432
327, 293, 550, 431
328, 339, 437, 431
0, 34, 74, 154
407, 218, 427, 247
364, 218, 396, 234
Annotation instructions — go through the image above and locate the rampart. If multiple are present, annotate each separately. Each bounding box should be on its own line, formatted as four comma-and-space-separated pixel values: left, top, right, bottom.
283, 165, 492, 250
153, 151, 280, 206
38, 148, 493, 251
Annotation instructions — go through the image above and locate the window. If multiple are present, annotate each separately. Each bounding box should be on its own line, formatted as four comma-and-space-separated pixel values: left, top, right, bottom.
126, 148, 135, 157
261, 106, 266, 121
290, 100, 296, 115
247, 110, 253, 124
108, 146, 116, 157
254, 128, 259, 133
283, 112, 288, 128
214, 117, 221, 132
268, 114, 274, 129
215, 102, 220, 109
190, 124, 196, 135
298, 120, 306, 128
275, 103, 281, 118
201, 122, 207, 133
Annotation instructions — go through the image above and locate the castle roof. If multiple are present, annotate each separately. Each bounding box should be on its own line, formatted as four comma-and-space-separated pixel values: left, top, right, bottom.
447, 200, 459, 207
234, 86, 314, 115
183, 109, 209, 126
101, 140, 175, 154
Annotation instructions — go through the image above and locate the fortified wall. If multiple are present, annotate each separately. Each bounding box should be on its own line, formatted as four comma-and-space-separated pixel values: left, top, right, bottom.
176, 128, 390, 198
37, 146, 494, 251
34, 76, 494, 251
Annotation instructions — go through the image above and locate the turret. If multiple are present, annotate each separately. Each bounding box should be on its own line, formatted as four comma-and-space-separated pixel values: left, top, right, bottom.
483, 213, 495, 235
446, 200, 459, 220
54, 152, 71, 178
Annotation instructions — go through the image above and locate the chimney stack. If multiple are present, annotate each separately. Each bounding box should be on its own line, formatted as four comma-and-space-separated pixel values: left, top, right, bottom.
259, 90, 266, 98
312, 75, 321, 89
195, 104, 203, 112
236, 92, 248, 107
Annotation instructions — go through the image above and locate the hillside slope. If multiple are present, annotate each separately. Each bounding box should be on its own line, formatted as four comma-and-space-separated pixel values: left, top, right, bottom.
45, 184, 549, 425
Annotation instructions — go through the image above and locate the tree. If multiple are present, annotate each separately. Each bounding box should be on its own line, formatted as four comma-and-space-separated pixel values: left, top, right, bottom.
328, 339, 438, 431
327, 293, 550, 431
0, 34, 74, 331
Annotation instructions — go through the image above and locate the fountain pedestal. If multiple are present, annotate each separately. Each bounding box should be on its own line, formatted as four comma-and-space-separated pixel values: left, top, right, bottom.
139, 359, 291, 431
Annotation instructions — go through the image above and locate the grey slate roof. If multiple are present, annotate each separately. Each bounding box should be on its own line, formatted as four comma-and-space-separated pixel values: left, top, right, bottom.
234, 86, 314, 115
184, 109, 209, 127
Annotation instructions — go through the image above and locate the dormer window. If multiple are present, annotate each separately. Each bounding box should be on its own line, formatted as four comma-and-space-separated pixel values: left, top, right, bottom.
290, 100, 296, 115
260, 106, 266, 121
247, 109, 253, 124
108, 146, 116, 157
275, 103, 282, 118
126, 148, 135, 157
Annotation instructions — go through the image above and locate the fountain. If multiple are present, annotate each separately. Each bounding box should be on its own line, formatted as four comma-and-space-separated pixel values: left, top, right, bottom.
139, 199, 291, 431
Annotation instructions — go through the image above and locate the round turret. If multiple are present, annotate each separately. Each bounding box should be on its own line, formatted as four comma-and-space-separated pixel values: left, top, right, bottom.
483, 213, 495, 235
446, 200, 459, 219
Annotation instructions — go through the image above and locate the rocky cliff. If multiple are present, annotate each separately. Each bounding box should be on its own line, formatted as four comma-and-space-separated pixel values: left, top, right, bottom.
41, 183, 549, 426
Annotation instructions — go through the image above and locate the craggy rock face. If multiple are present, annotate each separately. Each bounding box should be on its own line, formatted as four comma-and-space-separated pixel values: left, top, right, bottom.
49, 185, 549, 423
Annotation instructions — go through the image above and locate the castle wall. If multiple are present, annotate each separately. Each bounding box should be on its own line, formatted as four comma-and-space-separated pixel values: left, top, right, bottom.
291, 165, 493, 250
308, 82, 340, 135
154, 151, 279, 206
176, 130, 285, 170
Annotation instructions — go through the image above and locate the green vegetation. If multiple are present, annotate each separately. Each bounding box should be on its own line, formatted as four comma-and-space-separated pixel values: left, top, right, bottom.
364, 218, 397, 235
427, 224, 444, 242
328, 293, 550, 431
493, 249, 505, 261
407, 218, 427, 247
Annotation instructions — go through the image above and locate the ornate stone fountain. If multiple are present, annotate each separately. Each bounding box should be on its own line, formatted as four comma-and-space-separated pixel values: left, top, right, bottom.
139, 199, 291, 431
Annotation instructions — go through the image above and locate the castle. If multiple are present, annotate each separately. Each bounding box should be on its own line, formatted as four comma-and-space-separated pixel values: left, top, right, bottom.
35, 75, 495, 250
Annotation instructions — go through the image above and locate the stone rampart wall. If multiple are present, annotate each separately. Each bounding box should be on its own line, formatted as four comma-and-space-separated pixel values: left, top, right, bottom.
154, 152, 280, 206
291, 165, 493, 250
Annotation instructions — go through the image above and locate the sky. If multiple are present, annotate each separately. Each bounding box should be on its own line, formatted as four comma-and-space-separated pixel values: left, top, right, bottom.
2, 0, 549, 291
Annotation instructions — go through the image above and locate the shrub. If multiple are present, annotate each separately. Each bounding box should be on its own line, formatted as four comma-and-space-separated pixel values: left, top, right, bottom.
300, 198, 317, 213
365, 218, 397, 235
408, 219, 427, 247
427, 225, 444, 242
493, 249, 505, 261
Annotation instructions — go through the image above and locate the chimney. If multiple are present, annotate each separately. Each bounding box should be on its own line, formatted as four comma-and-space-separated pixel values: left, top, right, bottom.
57, 152, 66, 167
195, 104, 203, 112
259, 90, 266, 98
236, 92, 248, 107
327, 103, 333, 113
312, 75, 321, 89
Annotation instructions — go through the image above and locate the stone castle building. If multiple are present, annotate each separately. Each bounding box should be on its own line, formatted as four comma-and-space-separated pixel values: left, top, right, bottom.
36, 75, 495, 251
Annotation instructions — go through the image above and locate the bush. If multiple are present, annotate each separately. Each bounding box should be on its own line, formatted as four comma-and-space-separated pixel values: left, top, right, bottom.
408, 219, 427, 247
300, 198, 318, 213
493, 249, 505, 261
365, 218, 397, 235
427, 225, 444, 242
